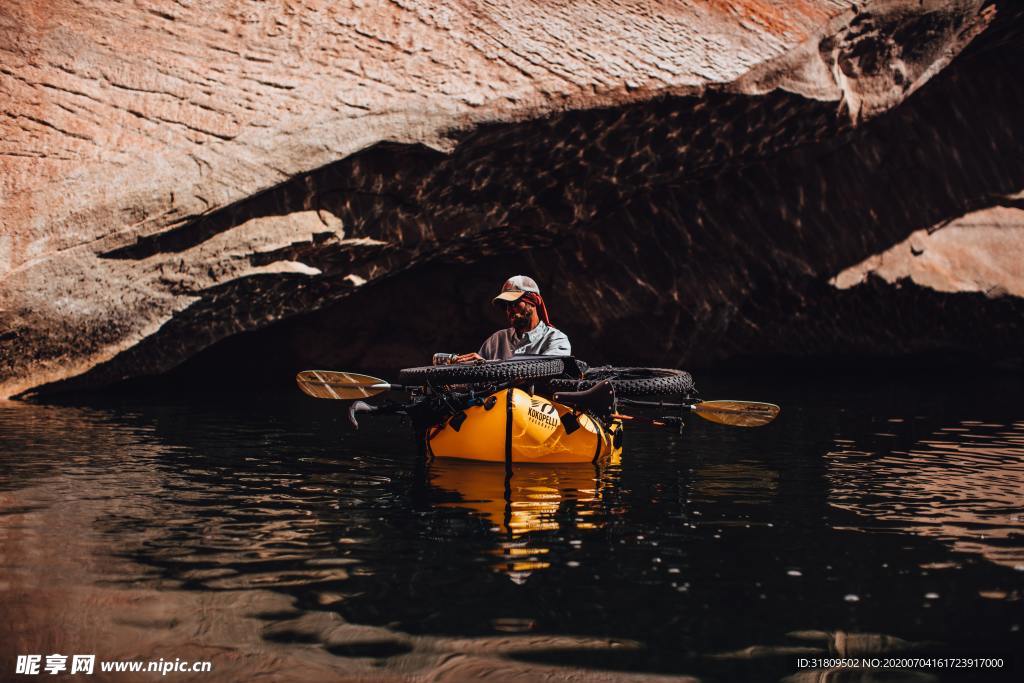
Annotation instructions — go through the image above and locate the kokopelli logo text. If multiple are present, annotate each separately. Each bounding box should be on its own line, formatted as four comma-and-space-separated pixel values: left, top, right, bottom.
528, 397, 560, 428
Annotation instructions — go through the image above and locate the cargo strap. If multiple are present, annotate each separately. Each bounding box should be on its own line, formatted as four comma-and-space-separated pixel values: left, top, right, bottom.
504, 388, 514, 473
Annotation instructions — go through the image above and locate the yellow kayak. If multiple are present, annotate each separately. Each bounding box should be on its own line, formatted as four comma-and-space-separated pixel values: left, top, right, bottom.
426, 387, 622, 464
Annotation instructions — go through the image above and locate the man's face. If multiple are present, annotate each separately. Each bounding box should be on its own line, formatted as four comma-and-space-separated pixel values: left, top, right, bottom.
504, 299, 535, 331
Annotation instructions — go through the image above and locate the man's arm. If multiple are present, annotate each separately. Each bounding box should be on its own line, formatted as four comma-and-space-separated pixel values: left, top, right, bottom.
478, 331, 502, 360
455, 330, 502, 362
542, 328, 571, 356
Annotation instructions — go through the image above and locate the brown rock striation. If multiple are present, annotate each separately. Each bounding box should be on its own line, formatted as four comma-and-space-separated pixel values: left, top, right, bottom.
0, 0, 1020, 397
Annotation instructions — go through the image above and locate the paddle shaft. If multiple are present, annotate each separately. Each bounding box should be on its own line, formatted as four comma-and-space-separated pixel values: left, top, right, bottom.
331, 382, 403, 391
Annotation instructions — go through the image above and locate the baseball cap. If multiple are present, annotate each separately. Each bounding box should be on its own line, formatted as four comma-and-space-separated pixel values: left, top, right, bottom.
492, 275, 540, 303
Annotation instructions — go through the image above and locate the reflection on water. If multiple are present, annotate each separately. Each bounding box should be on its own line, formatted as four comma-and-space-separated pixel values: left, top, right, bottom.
691, 462, 780, 503
430, 459, 617, 581
1, 372, 1022, 681
827, 419, 1024, 568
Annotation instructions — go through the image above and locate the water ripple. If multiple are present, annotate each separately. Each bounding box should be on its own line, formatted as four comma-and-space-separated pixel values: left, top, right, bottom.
2, 382, 1022, 680
827, 419, 1024, 568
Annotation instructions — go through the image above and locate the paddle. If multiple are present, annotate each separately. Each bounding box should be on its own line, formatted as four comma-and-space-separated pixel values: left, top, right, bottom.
295, 370, 404, 400
612, 401, 779, 428
297, 370, 780, 428
689, 400, 779, 428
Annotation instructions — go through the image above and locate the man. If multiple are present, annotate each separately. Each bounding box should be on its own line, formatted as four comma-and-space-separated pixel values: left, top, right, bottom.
455, 275, 571, 362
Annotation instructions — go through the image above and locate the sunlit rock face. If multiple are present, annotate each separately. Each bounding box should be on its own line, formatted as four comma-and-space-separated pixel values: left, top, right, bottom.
832, 206, 1024, 299
0, 0, 1020, 397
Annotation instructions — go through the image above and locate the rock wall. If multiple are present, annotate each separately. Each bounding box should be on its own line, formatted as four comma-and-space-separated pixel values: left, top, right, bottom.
1, 0, 1020, 397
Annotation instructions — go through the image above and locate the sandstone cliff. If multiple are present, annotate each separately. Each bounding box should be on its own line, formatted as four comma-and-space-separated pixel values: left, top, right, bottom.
1, 0, 1020, 398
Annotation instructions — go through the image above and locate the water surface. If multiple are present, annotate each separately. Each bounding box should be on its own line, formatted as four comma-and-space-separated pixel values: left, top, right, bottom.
1, 372, 1021, 681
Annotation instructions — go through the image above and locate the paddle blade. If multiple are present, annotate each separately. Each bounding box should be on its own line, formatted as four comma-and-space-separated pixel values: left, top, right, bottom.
296, 370, 391, 400
692, 400, 780, 427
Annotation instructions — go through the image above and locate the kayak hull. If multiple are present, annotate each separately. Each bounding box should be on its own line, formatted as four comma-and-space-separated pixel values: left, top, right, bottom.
426, 388, 622, 464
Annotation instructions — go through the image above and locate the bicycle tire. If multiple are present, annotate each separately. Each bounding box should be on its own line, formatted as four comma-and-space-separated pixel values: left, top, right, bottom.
399, 357, 565, 385
545, 366, 695, 397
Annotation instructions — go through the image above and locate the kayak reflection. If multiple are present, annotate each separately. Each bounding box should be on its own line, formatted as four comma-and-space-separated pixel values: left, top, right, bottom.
428, 455, 620, 580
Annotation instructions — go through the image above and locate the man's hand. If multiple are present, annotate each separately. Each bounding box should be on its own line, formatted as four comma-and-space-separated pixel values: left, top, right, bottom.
454, 352, 484, 363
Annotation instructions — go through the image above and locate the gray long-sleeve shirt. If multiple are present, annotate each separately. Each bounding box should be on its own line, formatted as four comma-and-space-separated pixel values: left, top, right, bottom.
478, 321, 571, 360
